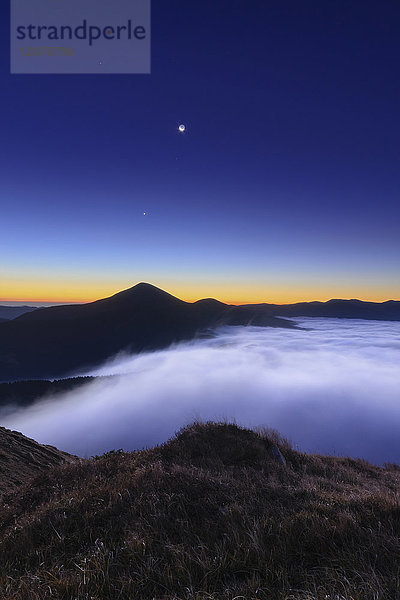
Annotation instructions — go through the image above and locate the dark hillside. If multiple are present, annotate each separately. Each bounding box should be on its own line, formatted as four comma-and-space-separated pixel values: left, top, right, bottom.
1, 283, 398, 383
0, 283, 293, 382
0, 377, 99, 408
0, 306, 37, 320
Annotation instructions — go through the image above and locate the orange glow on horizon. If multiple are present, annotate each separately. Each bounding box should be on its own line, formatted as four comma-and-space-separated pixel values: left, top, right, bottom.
1, 279, 399, 306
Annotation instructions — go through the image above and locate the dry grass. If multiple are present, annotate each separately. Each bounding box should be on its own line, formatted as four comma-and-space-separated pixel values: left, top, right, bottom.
0, 426, 76, 496
0, 421, 400, 599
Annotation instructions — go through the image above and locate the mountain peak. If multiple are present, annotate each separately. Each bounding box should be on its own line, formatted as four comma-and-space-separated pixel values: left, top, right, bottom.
107, 282, 185, 307
133, 282, 161, 290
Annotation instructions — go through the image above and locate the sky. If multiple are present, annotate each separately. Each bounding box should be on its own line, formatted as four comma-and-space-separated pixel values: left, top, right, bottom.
1, 0, 399, 304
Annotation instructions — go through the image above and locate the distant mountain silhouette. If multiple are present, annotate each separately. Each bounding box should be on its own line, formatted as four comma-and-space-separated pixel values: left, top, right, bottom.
0, 283, 293, 382
0, 306, 37, 320
1, 283, 399, 382
241, 298, 400, 321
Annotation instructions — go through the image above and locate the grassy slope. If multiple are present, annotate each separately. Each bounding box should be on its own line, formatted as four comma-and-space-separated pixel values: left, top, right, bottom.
0, 427, 76, 497
1, 422, 400, 600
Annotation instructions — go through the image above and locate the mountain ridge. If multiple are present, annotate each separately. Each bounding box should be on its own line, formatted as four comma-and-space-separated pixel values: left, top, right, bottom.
241, 297, 400, 320
14, 282, 185, 322
1, 283, 399, 382
0, 283, 293, 382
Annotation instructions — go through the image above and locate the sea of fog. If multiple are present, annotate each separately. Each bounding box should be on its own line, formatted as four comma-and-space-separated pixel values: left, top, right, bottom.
2, 318, 400, 465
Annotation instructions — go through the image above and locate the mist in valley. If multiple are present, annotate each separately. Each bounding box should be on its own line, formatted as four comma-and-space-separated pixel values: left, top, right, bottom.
2, 318, 400, 465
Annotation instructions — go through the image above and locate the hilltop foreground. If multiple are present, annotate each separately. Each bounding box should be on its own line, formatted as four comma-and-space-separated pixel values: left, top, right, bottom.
1, 422, 400, 599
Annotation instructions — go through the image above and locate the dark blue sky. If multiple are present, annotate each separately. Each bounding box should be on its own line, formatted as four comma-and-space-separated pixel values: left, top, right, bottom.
1, 0, 399, 303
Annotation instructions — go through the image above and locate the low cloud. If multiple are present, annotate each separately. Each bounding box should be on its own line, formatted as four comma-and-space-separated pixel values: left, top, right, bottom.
2, 318, 400, 465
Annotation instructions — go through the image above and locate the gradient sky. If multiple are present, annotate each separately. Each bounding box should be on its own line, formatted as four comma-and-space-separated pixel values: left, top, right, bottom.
1, 0, 399, 304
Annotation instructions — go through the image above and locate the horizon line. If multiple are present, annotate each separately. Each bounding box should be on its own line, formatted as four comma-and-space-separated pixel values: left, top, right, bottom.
0, 291, 398, 307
